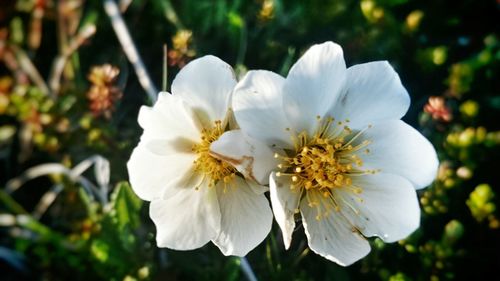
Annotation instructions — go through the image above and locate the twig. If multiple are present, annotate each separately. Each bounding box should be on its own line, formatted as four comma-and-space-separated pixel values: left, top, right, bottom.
162, 44, 168, 92
9, 45, 50, 96
5, 155, 111, 206
5, 163, 96, 199
32, 184, 64, 219
49, 24, 96, 94
103, 0, 158, 103
28, 3, 44, 50
240, 257, 259, 281
119, 0, 133, 12
18, 124, 33, 163
158, 0, 184, 30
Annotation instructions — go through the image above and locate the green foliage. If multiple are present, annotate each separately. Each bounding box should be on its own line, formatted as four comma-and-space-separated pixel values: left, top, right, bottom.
466, 184, 496, 224
1, 0, 499, 280
86, 182, 149, 280
110, 181, 143, 231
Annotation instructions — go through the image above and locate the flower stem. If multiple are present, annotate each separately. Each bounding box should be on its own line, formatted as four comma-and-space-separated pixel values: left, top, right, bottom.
240, 257, 259, 281
162, 44, 168, 92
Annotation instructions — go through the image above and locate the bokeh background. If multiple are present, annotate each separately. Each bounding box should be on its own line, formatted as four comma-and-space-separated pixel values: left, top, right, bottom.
0, 0, 499, 280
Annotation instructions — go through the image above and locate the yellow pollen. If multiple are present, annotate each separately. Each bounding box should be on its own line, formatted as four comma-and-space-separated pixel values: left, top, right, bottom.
192, 120, 236, 188
275, 116, 376, 220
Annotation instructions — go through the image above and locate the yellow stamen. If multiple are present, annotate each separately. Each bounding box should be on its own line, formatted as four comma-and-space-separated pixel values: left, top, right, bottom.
277, 116, 377, 220
192, 120, 236, 188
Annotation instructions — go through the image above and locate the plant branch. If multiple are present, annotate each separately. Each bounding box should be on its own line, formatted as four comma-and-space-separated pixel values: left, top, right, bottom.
49, 24, 96, 94
103, 0, 158, 103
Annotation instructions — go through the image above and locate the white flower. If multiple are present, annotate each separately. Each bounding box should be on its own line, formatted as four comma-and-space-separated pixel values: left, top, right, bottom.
127, 56, 274, 256
225, 42, 439, 265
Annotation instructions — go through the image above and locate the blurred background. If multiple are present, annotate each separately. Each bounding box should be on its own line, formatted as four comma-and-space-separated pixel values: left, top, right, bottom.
0, 0, 499, 280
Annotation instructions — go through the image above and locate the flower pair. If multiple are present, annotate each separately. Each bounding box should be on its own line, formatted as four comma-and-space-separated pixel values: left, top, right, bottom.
127, 42, 438, 265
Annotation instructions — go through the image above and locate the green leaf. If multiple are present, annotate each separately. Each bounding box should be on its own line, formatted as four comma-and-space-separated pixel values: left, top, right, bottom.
90, 239, 110, 263
0, 189, 28, 214
110, 181, 143, 230
77, 188, 98, 221
87, 181, 144, 279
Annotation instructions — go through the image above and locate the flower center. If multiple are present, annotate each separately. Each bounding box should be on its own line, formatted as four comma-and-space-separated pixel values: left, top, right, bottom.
192, 120, 236, 188
275, 116, 378, 218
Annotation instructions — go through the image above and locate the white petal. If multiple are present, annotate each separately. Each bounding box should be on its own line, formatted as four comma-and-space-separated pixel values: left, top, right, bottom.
146, 138, 194, 155
246, 178, 269, 195
233, 70, 293, 148
138, 92, 201, 142
283, 42, 347, 134
300, 191, 371, 266
329, 61, 410, 129
269, 172, 301, 249
361, 120, 438, 189
334, 173, 420, 243
127, 144, 196, 201
212, 177, 273, 256
150, 182, 221, 250
171, 56, 236, 127
209, 130, 279, 185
